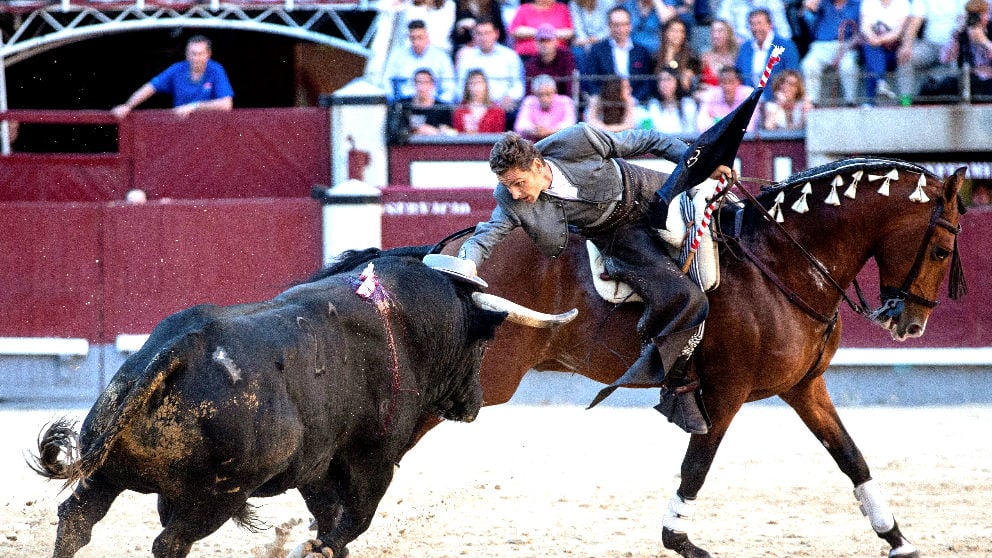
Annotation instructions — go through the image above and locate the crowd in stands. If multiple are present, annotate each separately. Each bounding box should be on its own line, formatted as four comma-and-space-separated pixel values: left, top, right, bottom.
383, 0, 992, 142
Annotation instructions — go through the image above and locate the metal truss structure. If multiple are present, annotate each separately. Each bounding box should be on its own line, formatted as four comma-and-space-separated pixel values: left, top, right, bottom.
0, 0, 381, 65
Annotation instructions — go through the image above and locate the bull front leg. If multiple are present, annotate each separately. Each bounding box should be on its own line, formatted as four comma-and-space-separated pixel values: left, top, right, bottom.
52, 477, 123, 558
299, 452, 397, 558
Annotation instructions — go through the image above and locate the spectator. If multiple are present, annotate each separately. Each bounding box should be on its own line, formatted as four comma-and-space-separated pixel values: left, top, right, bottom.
641, 66, 699, 135
389, 0, 457, 54
719, 0, 795, 42
696, 66, 758, 132
800, 0, 862, 107
569, 0, 613, 71
457, 19, 526, 112
700, 18, 741, 88
514, 74, 578, 139
859, 0, 911, 105
762, 68, 812, 129
384, 20, 458, 103
584, 77, 638, 131
388, 69, 455, 143
508, 0, 574, 59
524, 24, 579, 97
453, 69, 508, 132
923, 0, 992, 99
655, 17, 703, 94
735, 8, 802, 100
450, 0, 507, 55
583, 6, 656, 103
896, 0, 969, 103
111, 35, 233, 119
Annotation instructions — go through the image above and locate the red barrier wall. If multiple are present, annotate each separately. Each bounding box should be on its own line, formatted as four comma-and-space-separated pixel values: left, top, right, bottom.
0, 108, 330, 202
0, 199, 322, 343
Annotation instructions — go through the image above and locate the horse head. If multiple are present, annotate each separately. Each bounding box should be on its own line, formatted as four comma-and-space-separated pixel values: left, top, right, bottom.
871, 166, 967, 340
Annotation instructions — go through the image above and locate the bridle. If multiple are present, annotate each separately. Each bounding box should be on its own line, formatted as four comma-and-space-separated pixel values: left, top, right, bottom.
726, 178, 964, 329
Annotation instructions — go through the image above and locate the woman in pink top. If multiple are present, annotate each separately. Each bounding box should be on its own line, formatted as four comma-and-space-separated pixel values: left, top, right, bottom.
508, 0, 574, 58
513, 74, 577, 140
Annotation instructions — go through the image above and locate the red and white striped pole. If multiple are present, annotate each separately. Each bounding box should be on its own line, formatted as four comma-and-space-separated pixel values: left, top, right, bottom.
681, 46, 785, 274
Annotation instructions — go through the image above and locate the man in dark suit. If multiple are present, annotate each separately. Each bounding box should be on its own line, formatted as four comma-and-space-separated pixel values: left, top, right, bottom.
581, 6, 655, 104
458, 124, 733, 434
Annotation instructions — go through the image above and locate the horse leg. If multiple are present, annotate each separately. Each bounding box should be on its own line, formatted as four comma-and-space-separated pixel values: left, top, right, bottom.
780, 375, 919, 558
52, 477, 124, 558
662, 394, 745, 558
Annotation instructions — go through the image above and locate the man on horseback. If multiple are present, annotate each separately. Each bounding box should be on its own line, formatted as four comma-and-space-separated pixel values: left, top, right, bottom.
457, 124, 733, 434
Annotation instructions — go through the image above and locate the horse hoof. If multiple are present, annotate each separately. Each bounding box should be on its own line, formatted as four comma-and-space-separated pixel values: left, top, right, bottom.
662, 527, 712, 558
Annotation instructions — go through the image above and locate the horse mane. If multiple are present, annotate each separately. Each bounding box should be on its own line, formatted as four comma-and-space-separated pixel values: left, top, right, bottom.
303, 245, 434, 284
756, 157, 935, 202
756, 157, 932, 198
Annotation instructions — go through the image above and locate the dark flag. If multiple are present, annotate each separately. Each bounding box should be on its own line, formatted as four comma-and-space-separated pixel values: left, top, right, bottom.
647, 46, 785, 228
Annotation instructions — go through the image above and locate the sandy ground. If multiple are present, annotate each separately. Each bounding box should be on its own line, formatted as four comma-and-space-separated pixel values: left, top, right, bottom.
2, 402, 990, 558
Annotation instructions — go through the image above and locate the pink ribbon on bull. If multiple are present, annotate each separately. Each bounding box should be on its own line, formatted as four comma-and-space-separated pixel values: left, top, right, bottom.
683, 46, 785, 265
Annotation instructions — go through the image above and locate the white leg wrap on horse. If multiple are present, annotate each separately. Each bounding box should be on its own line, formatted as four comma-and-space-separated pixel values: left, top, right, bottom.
853, 479, 895, 533
662, 493, 694, 533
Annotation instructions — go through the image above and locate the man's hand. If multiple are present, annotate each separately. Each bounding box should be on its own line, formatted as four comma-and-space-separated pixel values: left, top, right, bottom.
173, 102, 199, 119
710, 164, 737, 184
110, 105, 131, 119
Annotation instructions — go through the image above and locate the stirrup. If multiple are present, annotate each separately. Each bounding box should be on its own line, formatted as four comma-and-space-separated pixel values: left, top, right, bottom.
655, 388, 710, 435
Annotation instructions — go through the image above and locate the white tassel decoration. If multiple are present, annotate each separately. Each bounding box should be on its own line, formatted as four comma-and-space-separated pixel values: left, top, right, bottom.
791, 182, 812, 213
825, 175, 842, 206
871, 169, 898, 196
909, 173, 930, 203
844, 170, 863, 199
770, 191, 786, 222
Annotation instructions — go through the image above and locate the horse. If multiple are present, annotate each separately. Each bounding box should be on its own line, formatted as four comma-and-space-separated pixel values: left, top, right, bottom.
428, 157, 967, 558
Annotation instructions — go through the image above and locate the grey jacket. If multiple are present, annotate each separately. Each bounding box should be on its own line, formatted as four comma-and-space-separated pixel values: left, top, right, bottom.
459, 123, 687, 266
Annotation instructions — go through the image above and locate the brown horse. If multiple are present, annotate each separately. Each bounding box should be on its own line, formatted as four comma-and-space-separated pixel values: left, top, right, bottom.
433, 157, 967, 558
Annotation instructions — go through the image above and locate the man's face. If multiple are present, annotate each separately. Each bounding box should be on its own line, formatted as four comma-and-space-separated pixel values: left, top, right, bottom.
499, 158, 549, 203
537, 35, 558, 60
748, 13, 771, 43
409, 28, 430, 55
608, 11, 632, 44
413, 72, 435, 99
186, 41, 211, 73
474, 23, 499, 52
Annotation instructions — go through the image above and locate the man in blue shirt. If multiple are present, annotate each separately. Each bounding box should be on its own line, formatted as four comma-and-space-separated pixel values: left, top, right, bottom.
112, 35, 234, 119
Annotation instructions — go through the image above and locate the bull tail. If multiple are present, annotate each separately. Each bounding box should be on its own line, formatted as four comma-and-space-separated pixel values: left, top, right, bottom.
30, 336, 193, 490
28, 418, 82, 482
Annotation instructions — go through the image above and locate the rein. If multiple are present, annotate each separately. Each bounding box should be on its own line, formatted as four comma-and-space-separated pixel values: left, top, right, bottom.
726, 178, 961, 328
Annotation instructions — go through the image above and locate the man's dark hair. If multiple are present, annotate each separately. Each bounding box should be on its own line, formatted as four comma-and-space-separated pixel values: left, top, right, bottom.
747, 8, 772, 24
608, 6, 631, 20
489, 132, 543, 175
187, 34, 212, 50
408, 19, 427, 31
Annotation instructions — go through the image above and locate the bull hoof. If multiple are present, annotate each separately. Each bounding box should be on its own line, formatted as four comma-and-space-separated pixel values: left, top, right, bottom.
287, 538, 348, 558
662, 527, 712, 558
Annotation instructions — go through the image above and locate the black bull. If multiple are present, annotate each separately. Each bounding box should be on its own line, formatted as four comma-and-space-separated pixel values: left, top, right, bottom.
31, 247, 570, 558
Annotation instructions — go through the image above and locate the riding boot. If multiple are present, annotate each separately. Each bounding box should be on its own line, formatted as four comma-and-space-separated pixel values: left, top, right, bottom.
654, 353, 711, 435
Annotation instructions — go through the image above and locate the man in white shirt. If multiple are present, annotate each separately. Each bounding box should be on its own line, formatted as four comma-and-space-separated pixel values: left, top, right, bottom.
456, 18, 525, 111
896, 0, 969, 101
384, 19, 458, 103
719, 0, 794, 42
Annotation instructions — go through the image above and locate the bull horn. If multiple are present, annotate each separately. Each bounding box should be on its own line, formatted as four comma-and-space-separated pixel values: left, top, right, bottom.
471, 292, 578, 328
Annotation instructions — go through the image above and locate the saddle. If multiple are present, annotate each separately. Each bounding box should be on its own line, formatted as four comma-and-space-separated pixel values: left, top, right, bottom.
588, 178, 724, 304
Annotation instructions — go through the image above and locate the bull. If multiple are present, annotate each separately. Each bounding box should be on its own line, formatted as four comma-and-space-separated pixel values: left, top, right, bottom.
31, 246, 574, 558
